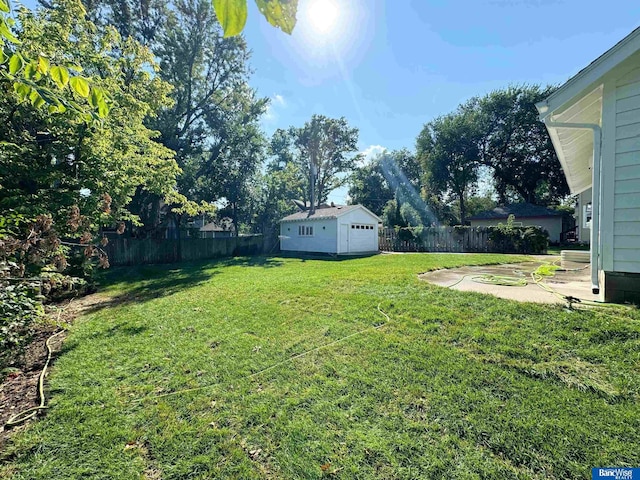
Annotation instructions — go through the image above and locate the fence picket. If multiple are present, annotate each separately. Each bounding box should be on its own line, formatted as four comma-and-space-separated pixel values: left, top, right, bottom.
378, 226, 545, 254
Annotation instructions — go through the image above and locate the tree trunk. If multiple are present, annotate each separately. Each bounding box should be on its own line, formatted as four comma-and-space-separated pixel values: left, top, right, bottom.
459, 193, 466, 225
232, 202, 239, 236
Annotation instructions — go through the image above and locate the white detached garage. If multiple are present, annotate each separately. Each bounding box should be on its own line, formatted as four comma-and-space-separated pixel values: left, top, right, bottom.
280, 205, 381, 255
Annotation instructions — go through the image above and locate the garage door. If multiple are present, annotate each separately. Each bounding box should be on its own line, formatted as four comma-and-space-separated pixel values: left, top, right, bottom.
349, 224, 377, 253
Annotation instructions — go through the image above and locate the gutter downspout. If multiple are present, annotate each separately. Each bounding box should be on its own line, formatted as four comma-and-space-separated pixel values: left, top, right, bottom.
542, 119, 602, 295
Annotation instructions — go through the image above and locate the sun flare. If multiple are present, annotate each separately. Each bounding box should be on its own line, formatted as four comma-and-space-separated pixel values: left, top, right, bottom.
307, 0, 339, 34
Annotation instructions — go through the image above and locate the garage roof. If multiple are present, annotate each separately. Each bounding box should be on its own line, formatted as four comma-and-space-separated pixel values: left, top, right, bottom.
280, 205, 381, 223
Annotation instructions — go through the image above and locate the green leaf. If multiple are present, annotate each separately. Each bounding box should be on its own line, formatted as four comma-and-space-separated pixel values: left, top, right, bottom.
254, 0, 298, 34
0, 20, 19, 43
0, 0, 9, 13
97, 98, 109, 118
36, 86, 61, 105
70, 76, 90, 98
24, 62, 38, 80
8, 53, 22, 74
212, 0, 248, 37
29, 88, 45, 108
37, 56, 50, 75
50, 65, 70, 89
89, 86, 104, 108
13, 82, 31, 101
0, 49, 7, 64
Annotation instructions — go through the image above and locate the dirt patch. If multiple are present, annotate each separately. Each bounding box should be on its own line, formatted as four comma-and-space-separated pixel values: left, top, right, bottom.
0, 293, 110, 447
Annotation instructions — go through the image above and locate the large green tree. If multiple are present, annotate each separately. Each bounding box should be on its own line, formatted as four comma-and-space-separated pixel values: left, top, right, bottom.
253, 159, 305, 248
273, 115, 361, 209
81, 0, 267, 234
196, 85, 268, 233
470, 85, 567, 205
0, 0, 181, 248
417, 109, 480, 224
348, 148, 422, 217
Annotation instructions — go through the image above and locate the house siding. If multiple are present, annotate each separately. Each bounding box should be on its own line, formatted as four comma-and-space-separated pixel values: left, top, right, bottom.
613, 66, 640, 273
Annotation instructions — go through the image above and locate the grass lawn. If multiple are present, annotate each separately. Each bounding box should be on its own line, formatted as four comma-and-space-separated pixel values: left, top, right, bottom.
2, 253, 640, 479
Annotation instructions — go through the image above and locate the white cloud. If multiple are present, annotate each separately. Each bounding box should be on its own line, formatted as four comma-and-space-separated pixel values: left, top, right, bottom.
263, 94, 286, 123
359, 145, 386, 165
273, 94, 286, 107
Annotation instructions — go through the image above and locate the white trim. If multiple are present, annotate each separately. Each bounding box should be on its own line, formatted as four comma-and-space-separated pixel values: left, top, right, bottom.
335, 205, 383, 223
280, 205, 382, 223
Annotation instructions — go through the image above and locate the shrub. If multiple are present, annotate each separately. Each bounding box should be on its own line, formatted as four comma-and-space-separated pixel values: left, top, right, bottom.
0, 281, 44, 370
488, 215, 548, 254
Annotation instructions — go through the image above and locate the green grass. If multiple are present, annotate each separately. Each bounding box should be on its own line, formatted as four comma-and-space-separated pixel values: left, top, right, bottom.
2, 254, 640, 479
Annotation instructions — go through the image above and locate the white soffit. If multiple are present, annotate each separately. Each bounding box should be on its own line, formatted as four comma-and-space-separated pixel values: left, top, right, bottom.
546, 85, 604, 194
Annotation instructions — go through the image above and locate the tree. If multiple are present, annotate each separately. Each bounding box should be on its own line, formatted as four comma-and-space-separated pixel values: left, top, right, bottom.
253, 159, 305, 248
197, 85, 268, 234
417, 109, 480, 224
1, 0, 109, 119
470, 85, 568, 205
288, 115, 361, 209
463, 195, 497, 219
82, 0, 266, 234
0, 0, 182, 254
348, 148, 422, 217
80, 0, 167, 46
348, 161, 393, 216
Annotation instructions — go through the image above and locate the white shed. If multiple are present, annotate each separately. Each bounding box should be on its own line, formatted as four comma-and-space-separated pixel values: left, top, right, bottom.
536, 27, 640, 303
279, 205, 381, 255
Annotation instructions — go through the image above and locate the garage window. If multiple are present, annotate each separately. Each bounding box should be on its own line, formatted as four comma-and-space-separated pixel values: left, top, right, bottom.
298, 225, 313, 236
351, 224, 375, 230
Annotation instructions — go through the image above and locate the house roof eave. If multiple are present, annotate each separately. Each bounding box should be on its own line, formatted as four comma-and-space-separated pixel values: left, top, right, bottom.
537, 26, 640, 120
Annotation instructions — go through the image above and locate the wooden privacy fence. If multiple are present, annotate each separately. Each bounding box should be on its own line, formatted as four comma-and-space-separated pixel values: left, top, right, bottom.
103, 235, 264, 266
378, 226, 546, 254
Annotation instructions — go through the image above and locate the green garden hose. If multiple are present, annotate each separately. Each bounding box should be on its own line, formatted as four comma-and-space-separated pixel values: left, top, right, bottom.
5, 329, 66, 427
472, 274, 528, 287
446, 262, 630, 310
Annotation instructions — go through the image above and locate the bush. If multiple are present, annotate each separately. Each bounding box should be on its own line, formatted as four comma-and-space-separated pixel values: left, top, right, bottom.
487, 215, 548, 254
0, 281, 44, 370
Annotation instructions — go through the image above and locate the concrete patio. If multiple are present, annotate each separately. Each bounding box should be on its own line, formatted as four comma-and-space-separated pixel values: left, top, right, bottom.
420, 257, 599, 304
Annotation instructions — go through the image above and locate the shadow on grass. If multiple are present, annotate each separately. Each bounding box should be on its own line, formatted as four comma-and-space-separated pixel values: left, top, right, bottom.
278, 252, 380, 262
86, 256, 285, 313
213, 256, 285, 268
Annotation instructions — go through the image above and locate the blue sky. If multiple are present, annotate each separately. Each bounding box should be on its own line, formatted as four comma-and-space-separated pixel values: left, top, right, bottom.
241, 0, 639, 202
21, 0, 640, 203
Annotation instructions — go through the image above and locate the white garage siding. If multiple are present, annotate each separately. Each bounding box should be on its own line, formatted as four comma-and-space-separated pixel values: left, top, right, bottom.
613, 68, 640, 273
279, 218, 337, 253
280, 205, 381, 255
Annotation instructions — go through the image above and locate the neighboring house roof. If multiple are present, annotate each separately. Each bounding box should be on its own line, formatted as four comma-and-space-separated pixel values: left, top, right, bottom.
200, 222, 231, 232
469, 203, 563, 221
280, 205, 382, 223
536, 27, 640, 194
